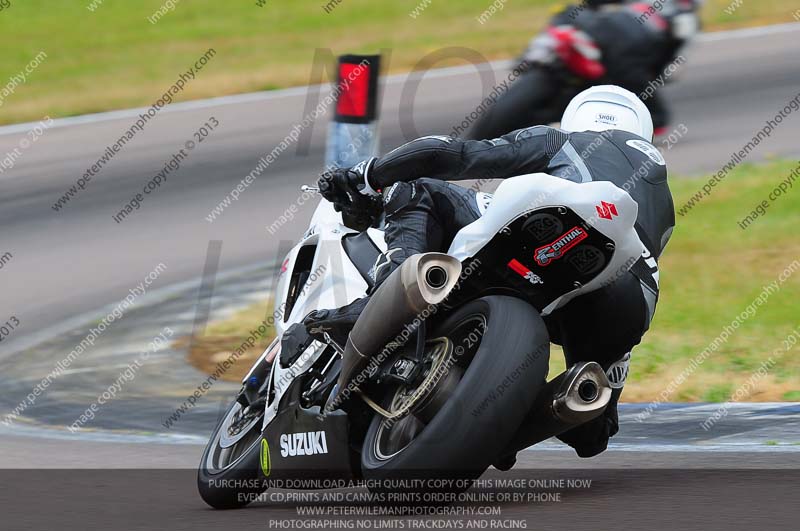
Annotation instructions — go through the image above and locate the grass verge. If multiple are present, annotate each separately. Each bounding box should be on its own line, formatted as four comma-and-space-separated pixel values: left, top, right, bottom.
177, 300, 277, 382
1, 1, 798, 124
621, 159, 799, 402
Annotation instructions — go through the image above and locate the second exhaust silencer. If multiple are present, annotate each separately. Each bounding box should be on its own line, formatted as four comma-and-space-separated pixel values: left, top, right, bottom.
335, 253, 462, 398
502, 362, 612, 455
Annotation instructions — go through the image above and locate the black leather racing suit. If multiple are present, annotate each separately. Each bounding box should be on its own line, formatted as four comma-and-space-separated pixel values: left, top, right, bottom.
358, 126, 674, 456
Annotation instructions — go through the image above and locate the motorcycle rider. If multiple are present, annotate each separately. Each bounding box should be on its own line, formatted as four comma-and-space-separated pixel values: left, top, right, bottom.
468, 0, 701, 139
304, 85, 673, 460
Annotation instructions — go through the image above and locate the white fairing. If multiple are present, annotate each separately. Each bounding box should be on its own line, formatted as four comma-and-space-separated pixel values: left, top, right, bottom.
273, 200, 386, 335
258, 199, 386, 429
449, 173, 645, 315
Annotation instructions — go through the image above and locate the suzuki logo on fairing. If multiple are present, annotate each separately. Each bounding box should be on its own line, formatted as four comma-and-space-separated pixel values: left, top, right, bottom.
596, 201, 618, 220
279, 431, 329, 457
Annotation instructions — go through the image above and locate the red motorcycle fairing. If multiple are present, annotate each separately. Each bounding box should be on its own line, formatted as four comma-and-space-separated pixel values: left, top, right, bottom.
547, 25, 606, 81
626, 2, 670, 32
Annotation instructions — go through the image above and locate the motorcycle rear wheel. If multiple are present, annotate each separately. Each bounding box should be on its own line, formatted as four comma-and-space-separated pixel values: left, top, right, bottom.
360, 295, 550, 492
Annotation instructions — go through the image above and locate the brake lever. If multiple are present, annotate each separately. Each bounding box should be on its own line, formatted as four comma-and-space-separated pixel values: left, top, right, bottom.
301, 185, 319, 194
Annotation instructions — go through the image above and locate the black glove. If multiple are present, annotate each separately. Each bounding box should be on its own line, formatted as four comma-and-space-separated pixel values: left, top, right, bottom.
318, 158, 378, 209
319, 167, 358, 207
318, 159, 382, 231
340, 204, 382, 232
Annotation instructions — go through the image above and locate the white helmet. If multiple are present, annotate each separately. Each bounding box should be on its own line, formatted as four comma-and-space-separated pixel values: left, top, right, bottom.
561, 85, 654, 141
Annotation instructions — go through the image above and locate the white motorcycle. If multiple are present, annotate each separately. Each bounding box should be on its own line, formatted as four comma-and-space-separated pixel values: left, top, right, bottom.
198, 172, 643, 509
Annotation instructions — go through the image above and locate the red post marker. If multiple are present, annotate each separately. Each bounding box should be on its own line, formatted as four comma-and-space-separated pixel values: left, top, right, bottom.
326, 55, 382, 169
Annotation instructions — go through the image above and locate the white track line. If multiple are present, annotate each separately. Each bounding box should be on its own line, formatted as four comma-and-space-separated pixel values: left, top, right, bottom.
0, 421, 206, 446
527, 443, 800, 452
1, 22, 798, 137
694, 21, 800, 42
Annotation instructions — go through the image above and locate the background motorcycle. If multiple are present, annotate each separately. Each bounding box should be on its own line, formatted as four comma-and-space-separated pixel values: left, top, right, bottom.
465, 2, 699, 140
466, 25, 604, 141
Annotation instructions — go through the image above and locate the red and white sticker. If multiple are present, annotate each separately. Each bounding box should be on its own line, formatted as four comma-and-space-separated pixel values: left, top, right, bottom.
534, 226, 588, 266
508, 259, 544, 285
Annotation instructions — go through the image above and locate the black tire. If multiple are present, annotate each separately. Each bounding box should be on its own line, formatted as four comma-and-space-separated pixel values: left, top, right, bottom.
361, 295, 550, 490
465, 68, 562, 140
197, 400, 269, 510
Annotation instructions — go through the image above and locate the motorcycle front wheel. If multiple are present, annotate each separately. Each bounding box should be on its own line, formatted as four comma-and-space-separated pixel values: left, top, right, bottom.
197, 356, 273, 509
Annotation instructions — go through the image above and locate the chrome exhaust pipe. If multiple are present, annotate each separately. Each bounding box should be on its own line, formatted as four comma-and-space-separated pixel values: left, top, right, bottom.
553, 362, 613, 424
501, 362, 612, 454
333, 253, 462, 403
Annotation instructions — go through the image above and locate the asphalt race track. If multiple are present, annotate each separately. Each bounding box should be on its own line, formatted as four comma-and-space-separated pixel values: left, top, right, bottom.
1, 23, 799, 531
1, 451, 799, 530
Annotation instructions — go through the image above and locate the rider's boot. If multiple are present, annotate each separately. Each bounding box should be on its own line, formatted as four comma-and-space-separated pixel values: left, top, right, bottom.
303, 297, 370, 347
555, 387, 621, 457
